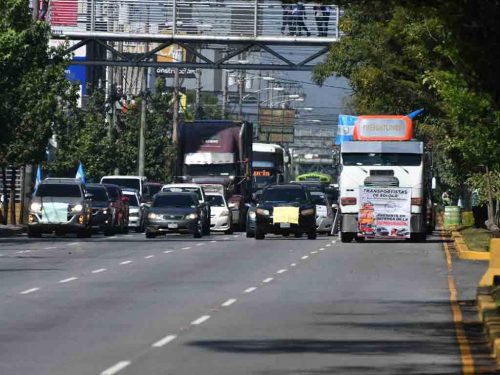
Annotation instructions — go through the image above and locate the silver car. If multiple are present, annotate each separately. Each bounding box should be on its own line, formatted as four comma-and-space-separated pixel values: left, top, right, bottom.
310, 191, 334, 235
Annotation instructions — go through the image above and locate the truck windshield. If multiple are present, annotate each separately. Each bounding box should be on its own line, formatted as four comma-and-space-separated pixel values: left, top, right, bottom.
253, 151, 278, 168
101, 178, 141, 191
153, 195, 196, 207
342, 153, 422, 166
36, 184, 81, 198
185, 164, 235, 176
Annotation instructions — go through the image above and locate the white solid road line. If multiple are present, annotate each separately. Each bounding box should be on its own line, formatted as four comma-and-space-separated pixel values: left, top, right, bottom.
263, 277, 274, 283
301, 255, 309, 260
244, 287, 257, 293
163, 250, 173, 254
290, 263, 297, 267
221, 298, 237, 307
20, 288, 40, 295
191, 315, 211, 325
144, 255, 155, 259
277, 269, 287, 274
101, 361, 131, 375
152, 334, 177, 348
59, 277, 78, 283
92, 268, 107, 274
120, 260, 132, 265
182, 247, 191, 250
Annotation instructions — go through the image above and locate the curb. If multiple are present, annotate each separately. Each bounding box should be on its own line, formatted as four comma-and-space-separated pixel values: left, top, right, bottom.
452, 231, 490, 261
477, 290, 500, 363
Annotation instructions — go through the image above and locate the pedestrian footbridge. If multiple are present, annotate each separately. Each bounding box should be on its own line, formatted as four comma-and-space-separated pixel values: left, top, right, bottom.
48, 0, 341, 70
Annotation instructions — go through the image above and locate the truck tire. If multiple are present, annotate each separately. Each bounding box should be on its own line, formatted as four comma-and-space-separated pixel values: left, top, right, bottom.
194, 221, 203, 238
255, 227, 265, 240
307, 229, 317, 240
340, 232, 354, 243
410, 233, 426, 242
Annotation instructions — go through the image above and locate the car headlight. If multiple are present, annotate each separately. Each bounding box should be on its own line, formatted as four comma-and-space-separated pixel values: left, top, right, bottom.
220, 210, 229, 217
301, 208, 315, 216
248, 211, 256, 219
72, 204, 83, 212
30, 202, 42, 212
148, 212, 158, 220
100, 208, 108, 215
186, 213, 198, 220
256, 208, 270, 216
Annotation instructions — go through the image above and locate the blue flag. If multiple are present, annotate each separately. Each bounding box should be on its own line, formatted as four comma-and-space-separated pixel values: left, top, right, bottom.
76, 162, 86, 183
407, 108, 424, 119
35, 164, 43, 191
336, 114, 358, 145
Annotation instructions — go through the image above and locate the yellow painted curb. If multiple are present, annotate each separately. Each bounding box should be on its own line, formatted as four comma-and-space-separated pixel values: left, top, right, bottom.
454, 233, 490, 261
478, 295, 497, 322
480, 239, 500, 287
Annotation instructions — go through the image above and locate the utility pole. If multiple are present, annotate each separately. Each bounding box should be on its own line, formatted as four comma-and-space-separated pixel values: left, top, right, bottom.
238, 72, 244, 119
32, 0, 39, 20
138, 68, 147, 177
195, 69, 202, 119
172, 67, 180, 144
222, 70, 228, 119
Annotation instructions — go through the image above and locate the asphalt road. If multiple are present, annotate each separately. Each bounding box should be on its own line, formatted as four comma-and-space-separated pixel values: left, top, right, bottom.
0, 231, 497, 375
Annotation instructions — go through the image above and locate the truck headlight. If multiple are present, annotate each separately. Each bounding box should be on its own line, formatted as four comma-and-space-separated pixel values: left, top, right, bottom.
256, 208, 270, 216
72, 204, 83, 212
148, 213, 158, 220
186, 213, 198, 220
30, 202, 42, 212
300, 208, 315, 216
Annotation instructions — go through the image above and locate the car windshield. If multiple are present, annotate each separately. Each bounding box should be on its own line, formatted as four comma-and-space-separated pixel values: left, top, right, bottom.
124, 194, 139, 206
310, 193, 327, 205
208, 195, 225, 207
86, 187, 108, 201
153, 194, 196, 208
36, 184, 81, 198
342, 153, 422, 166
261, 188, 308, 204
101, 178, 141, 191
162, 187, 202, 201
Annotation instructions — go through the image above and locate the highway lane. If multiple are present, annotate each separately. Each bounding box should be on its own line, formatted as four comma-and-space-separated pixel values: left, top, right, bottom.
0, 232, 496, 374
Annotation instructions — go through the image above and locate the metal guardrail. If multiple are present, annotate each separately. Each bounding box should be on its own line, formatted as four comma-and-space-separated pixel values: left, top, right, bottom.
48, 0, 340, 42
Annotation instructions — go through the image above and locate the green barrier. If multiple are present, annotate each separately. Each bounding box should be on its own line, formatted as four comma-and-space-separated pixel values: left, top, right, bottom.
444, 206, 462, 230
462, 211, 474, 227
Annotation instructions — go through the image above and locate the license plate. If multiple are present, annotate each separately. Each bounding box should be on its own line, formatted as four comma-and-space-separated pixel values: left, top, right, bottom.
280, 222, 291, 228
167, 223, 178, 229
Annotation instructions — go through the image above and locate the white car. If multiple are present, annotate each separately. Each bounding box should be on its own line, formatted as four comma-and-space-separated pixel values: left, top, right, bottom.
311, 191, 334, 235
206, 193, 233, 234
122, 189, 144, 233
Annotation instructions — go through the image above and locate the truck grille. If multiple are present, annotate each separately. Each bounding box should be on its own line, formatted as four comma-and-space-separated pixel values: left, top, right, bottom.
364, 176, 399, 187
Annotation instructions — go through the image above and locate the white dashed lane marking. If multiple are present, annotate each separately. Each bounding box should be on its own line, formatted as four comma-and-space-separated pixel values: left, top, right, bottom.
144, 255, 155, 259
301, 255, 309, 260
221, 298, 237, 307
196, 243, 204, 247
163, 250, 173, 254
325, 244, 331, 247
191, 315, 211, 325
210, 240, 217, 243
263, 277, 274, 283
277, 269, 287, 274
68, 242, 79, 246
290, 263, 297, 267
152, 335, 177, 348
244, 287, 257, 293
182, 247, 191, 250
20, 288, 40, 295
59, 277, 78, 283
92, 268, 107, 274
120, 260, 132, 265
101, 361, 131, 375
44, 246, 57, 250
311, 251, 318, 254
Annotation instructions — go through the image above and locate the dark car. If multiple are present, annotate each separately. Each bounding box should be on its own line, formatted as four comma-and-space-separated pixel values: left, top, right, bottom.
145, 192, 203, 239
144, 182, 163, 203
28, 178, 92, 238
102, 184, 130, 234
254, 184, 317, 240
86, 183, 114, 235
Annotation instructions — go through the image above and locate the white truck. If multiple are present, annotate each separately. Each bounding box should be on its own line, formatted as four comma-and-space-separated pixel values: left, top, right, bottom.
338, 115, 431, 243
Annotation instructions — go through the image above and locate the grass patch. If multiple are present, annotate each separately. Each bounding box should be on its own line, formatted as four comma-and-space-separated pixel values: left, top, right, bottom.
460, 227, 492, 252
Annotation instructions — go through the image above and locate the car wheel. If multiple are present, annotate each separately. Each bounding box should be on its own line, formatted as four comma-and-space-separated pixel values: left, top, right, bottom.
28, 228, 42, 238
145, 231, 156, 239
194, 221, 203, 238
340, 232, 355, 243
255, 227, 265, 240
307, 229, 317, 240
202, 219, 210, 236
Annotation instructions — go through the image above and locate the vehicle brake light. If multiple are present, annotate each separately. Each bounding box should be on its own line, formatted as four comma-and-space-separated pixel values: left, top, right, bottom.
341, 197, 357, 206
411, 197, 423, 205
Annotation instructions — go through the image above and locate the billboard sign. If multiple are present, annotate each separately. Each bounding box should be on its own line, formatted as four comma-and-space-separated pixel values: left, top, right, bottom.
358, 187, 412, 238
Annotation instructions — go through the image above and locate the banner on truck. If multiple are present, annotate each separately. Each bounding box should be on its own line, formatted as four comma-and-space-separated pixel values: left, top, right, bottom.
358, 187, 411, 238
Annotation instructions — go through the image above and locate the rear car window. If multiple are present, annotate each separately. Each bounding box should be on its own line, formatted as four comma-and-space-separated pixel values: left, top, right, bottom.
153, 194, 197, 207
162, 187, 202, 201
87, 187, 109, 201
104, 186, 119, 200
36, 184, 82, 198
124, 193, 139, 206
